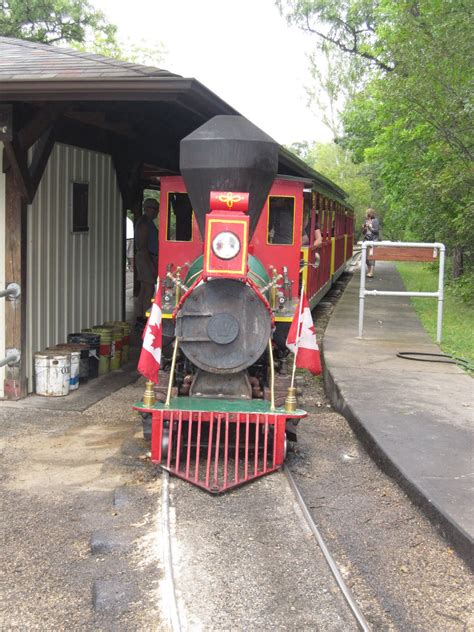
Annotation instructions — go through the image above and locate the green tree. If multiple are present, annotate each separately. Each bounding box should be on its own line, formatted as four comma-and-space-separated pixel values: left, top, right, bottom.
73, 32, 166, 66
0, 0, 165, 68
0, 0, 117, 45
279, 0, 474, 288
288, 140, 375, 231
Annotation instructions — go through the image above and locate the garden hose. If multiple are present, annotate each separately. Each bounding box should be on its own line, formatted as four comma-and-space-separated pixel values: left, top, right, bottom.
396, 351, 474, 371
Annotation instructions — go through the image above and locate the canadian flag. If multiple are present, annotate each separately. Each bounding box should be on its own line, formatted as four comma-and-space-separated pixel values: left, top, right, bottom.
137, 280, 162, 384
286, 288, 322, 375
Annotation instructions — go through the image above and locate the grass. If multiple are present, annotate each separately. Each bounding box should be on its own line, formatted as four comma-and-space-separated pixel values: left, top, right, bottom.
397, 262, 474, 370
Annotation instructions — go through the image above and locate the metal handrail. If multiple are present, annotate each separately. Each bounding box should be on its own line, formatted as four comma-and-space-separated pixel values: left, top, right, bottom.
358, 241, 445, 342
0, 282, 21, 300
1, 284, 21, 367
0, 350, 20, 368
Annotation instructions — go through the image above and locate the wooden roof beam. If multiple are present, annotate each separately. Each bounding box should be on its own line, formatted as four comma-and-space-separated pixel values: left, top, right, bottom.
64, 110, 137, 140
17, 103, 67, 150
29, 124, 57, 201
3, 139, 32, 201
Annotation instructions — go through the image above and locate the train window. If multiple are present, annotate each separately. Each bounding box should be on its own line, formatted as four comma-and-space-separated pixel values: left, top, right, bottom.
301, 193, 312, 245
167, 192, 193, 241
267, 196, 295, 245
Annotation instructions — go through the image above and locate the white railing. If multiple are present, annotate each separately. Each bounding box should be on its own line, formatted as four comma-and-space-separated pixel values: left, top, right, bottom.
358, 241, 446, 342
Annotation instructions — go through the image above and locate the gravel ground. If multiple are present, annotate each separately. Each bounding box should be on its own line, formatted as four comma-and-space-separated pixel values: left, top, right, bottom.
170, 472, 358, 631
288, 386, 474, 631
2, 271, 472, 631
0, 380, 163, 632
285, 274, 474, 632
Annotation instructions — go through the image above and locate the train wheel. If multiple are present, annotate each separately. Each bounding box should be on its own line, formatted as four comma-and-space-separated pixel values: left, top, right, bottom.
161, 422, 170, 460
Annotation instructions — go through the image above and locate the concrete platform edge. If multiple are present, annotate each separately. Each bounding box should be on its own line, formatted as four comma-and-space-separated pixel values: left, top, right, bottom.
322, 355, 474, 569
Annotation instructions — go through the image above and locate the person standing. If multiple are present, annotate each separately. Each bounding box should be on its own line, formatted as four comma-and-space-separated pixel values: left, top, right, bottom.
302, 210, 323, 248
362, 209, 380, 278
126, 216, 134, 271
135, 198, 159, 323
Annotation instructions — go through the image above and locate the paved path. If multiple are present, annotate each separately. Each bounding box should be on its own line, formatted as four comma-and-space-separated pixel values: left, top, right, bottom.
323, 262, 473, 562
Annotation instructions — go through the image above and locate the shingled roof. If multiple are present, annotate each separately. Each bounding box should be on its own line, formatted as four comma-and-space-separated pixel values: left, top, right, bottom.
0, 36, 348, 201
0, 36, 179, 80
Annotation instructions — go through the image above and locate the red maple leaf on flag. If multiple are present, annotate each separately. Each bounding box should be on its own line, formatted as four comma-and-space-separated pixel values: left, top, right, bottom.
148, 322, 161, 350
137, 281, 162, 384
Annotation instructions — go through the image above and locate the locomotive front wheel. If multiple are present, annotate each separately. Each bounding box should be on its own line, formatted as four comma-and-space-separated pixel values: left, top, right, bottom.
161, 422, 170, 460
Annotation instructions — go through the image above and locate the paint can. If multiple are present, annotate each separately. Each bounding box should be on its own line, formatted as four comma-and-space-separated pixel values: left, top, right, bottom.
48, 346, 80, 390
34, 351, 71, 397
91, 327, 112, 375
55, 343, 89, 383
105, 321, 130, 364
121, 322, 131, 364
71, 332, 100, 379
109, 327, 123, 370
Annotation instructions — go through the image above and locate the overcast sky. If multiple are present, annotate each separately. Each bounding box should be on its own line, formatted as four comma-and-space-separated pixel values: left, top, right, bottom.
93, 0, 332, 146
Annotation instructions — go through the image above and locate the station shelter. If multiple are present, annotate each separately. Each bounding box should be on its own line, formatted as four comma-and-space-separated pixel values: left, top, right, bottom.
0, 36, 342, 400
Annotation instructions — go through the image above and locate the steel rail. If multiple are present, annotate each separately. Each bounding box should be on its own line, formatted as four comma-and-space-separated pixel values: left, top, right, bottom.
160, 471, 183, 632
284, 466, 371, 632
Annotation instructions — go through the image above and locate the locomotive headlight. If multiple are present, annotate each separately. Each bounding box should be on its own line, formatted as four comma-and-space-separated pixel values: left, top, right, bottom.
211, 231, 241, 260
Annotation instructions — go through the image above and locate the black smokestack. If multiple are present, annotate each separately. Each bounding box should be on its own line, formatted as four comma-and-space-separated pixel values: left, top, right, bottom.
180, 115, 279, 239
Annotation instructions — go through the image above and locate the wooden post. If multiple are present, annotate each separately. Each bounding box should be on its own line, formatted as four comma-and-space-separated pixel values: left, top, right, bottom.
4, 167, 27, 398
2, 105, 59, 398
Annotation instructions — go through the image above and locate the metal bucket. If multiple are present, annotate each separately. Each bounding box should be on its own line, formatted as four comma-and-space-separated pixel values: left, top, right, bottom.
105, 321, 131, 364
91, 327, 112, 375
34, 351, 71, 397
121, 323, 131, 364
55, 343, 89, 383
109, 327, 123, 370
71, 332, 100, 379
46, 347, 79, 390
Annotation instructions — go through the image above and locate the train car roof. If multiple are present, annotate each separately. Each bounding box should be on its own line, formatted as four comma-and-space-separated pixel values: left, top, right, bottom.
277, 148, 350, 206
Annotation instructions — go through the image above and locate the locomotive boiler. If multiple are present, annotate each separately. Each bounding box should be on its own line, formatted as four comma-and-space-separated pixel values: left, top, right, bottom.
177, 115, 276, 401
135, 114, 354, 493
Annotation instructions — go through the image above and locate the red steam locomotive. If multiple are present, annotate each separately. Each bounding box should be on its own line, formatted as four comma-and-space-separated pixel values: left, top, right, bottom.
135, 116, 354, 493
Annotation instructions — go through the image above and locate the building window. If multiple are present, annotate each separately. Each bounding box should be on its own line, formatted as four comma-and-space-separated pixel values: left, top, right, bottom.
72, 182, 89, 232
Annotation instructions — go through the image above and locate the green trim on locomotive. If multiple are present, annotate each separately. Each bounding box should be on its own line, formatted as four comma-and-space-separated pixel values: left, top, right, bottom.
135, 396, 305, 416
184, 253, 271, 298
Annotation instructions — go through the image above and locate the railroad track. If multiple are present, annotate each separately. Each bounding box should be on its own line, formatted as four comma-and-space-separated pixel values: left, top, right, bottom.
159, 471, 182, 632
159, 463, 371, 632
156, 272, 366, 631
284, 466, 371, 632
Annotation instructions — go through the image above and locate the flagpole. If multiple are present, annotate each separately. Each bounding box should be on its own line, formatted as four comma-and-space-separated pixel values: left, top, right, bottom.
268, 338, 275, 411
165, 337, 179, 408
290, 288, 305, 390
285, 288, 305, 413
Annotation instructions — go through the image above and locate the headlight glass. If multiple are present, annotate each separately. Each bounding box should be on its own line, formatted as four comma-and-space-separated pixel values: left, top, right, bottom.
212, 231, 241, 260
